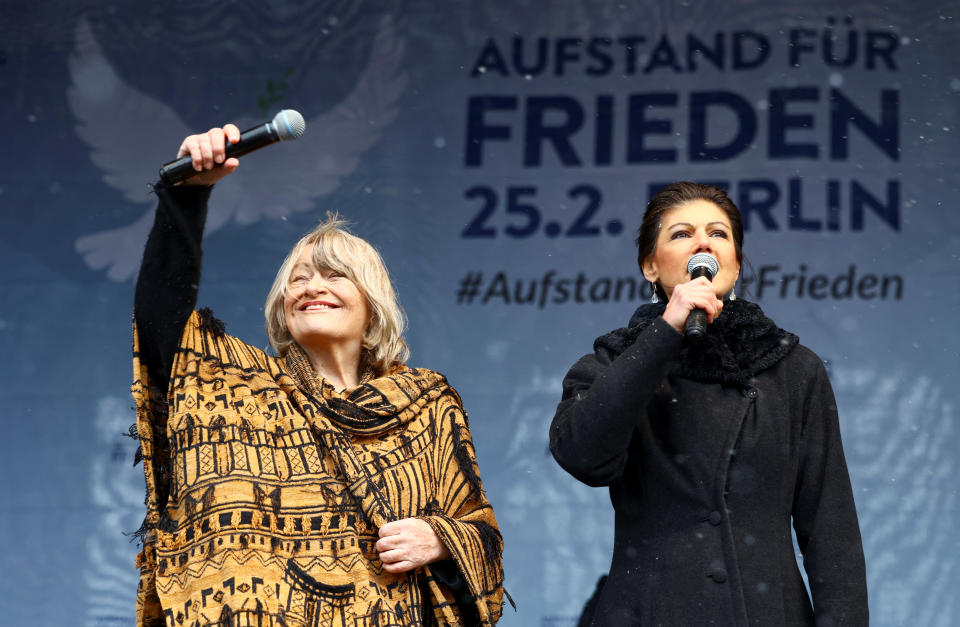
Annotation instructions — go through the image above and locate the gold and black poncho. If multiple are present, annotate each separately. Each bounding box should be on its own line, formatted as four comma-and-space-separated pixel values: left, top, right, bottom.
132, 310, 504, 626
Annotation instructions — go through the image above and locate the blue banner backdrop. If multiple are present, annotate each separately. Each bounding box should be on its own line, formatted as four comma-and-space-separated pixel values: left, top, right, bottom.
1, 1, 958, 625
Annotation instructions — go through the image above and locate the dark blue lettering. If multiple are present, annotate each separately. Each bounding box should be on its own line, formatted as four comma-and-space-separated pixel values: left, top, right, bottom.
866, 31, 899, 69
737, 179, 780, 230
851, 180, 899, 230
512, 37, 548, 76
689, 91, 756, 161
822, 17, 857, 68
594, 95, 614, 166
555, 38, 582, 76
788, 28, 817, 67
827, 180, 841, 231
617, 36, 646, 74
471, 38, 510, 76
645, 35, 683, 73
524, 96, 584, 166
881, 275, 903, 299
830, 88, 899, 161
465, 96, 517, 167
769, 87, 819, 159
686, 33, 724, 71
732, 31, 770, 69
627, 93, 678, 163
787, 178, 821, 231
757, 265, 780, 299
586, 38, 614, 75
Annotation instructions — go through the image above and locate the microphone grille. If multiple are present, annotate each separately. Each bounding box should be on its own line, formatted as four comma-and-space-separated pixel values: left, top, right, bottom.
272, 109, 306, 140
687, 252, 719, 276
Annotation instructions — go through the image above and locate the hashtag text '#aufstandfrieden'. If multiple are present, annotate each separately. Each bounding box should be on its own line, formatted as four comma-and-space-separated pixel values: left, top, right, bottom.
456, 266, 904, 308
457, 271, 652, 308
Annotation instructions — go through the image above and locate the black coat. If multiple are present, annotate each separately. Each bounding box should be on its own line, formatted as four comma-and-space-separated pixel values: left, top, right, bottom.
550, 302, 868, 626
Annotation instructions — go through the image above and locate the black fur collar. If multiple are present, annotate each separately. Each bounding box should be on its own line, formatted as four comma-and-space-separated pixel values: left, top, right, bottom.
595, 300, 798, 386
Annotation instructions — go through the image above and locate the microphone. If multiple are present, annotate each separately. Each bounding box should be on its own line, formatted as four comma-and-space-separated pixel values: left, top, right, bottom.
684, 252, 719, 339
158, 109, 307, 185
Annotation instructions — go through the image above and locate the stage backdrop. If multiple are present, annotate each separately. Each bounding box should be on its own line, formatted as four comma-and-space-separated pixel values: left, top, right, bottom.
1, 1, 957, 625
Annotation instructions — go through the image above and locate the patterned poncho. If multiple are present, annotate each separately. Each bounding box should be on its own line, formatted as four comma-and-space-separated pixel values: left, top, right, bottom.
132, 310, 504, 626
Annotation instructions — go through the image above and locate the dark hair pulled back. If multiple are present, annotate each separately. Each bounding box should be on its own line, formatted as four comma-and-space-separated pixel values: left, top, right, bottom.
636, 182, 744, 300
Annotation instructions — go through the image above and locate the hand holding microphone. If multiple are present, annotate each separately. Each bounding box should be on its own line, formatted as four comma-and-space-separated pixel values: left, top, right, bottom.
159, 109, 306, 186
683, 253, 719, 338
660, 252, 723, 337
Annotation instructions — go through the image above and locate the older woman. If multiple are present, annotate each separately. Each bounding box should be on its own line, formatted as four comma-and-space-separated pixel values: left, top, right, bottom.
132, 124, 504, 626
550, 182, 868, 626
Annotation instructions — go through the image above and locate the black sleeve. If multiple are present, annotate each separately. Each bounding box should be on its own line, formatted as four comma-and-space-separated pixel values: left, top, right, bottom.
791, 356, 869, 625
549, 317, 683, 486
134, 183, 213, 389
430, 560, 482, 625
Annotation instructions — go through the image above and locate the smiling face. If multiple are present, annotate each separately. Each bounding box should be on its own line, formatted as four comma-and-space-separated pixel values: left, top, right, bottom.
282, 245, 370, 354
641, 199, 740, 300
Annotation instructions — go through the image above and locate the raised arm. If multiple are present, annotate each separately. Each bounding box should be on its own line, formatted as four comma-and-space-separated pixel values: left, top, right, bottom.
132, 124, 242, 626
549, 317, 683, 486
134, 124, 241, 387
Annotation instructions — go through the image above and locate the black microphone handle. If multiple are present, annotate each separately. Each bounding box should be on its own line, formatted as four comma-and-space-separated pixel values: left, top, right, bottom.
158, 122, 279, 185
683, 265, 712, 339
684, 308, 708, 338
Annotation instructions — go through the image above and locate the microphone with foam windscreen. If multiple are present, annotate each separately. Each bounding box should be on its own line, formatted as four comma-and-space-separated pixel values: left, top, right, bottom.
158, 109, 307, 185
684, 252, 719, 339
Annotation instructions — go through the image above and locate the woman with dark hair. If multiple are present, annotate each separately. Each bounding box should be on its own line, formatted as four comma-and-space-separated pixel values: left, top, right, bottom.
132, 124, 504, 626
550, 182, 868, 625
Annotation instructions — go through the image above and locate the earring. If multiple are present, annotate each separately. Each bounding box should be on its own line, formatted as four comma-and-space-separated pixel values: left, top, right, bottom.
729, 286, 736, 301
650, 283, 659, 304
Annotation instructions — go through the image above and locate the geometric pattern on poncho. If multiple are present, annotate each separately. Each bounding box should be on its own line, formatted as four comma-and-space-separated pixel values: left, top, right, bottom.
132, 311, 504, 626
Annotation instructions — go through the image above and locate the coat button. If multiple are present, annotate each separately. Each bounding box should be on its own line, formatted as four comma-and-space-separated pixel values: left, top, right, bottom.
709, 510, 723, 526
709, 568, 728, 583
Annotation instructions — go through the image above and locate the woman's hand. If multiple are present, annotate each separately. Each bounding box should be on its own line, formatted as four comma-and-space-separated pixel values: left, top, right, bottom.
175, 124, 241, 186
661, 276, 723, 334
376, 518, 451, 573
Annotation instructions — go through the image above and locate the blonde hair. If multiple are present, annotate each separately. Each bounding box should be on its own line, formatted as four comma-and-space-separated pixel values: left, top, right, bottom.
264, 214, 409, 375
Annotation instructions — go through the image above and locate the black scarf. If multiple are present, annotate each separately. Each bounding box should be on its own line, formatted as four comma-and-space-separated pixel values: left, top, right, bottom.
595, 300, 799, 387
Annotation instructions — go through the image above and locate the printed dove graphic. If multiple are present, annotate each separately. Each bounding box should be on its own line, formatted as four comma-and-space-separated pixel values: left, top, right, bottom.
68, 16, 407, 282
